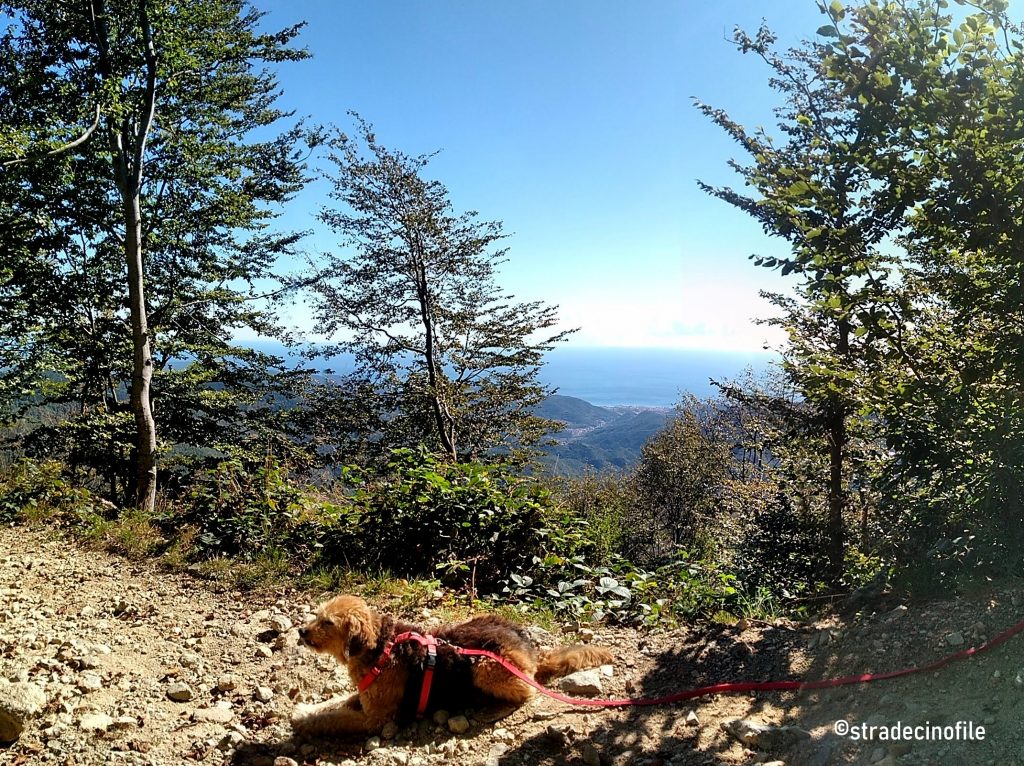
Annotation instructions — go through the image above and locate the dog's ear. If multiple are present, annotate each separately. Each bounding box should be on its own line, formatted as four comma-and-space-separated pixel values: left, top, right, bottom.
323, 613, 368, 658
346, 620, 367, 658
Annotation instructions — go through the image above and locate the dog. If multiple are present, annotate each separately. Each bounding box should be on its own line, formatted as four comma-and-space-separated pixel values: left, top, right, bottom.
292, 594, 612, 736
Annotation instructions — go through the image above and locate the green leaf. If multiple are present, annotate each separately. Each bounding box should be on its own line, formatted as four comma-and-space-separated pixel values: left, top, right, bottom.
817, 25, 840, 38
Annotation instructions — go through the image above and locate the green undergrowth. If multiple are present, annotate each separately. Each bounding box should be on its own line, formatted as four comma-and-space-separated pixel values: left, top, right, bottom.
0, 455, 811, 627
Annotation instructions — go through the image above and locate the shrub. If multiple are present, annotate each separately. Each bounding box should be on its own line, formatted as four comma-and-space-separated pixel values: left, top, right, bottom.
320, 448, 552, 589
0, 458, 97, 523
182, 454, 332, 561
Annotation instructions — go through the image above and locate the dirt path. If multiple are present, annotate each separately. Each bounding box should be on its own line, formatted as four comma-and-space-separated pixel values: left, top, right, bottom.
2, 526, 1023, 766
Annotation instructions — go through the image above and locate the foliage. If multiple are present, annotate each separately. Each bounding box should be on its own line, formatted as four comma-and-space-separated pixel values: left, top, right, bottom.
0, 458, 98, 523
183, 454, 335, 561
320, 448, 552, 589
309, 116, 573, 464
0, 0, 315, 508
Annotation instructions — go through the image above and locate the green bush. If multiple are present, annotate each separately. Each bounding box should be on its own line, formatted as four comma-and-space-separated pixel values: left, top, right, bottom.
0, 458, 97, 523
182, 455, 332, 561
320, 448, 552, 589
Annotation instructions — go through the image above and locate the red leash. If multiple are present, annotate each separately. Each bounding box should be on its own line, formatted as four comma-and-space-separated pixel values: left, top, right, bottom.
360, 616, 1024, 709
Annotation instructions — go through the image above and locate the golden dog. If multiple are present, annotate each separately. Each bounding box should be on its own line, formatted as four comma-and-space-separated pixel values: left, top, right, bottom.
292, 594, 612, 735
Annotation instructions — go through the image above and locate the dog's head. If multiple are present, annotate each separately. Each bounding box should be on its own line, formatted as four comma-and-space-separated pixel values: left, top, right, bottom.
298, 595, 379, 664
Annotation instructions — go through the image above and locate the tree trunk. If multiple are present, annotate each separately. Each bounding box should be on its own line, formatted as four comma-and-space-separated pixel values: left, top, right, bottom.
91, 0, 160, 512
415, 261, 457, 459
124, 192, 157, 512
826, 407, 846, 583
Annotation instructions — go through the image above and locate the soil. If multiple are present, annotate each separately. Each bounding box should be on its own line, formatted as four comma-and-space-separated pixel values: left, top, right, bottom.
2, 525, 1023, 766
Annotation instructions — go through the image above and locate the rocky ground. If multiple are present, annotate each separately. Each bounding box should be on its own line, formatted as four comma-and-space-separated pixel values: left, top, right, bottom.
2, 525, 1024, 766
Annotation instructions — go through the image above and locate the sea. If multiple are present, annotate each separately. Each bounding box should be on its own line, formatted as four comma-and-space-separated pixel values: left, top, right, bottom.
246, 341, 776, 408
538, 347, 775, 407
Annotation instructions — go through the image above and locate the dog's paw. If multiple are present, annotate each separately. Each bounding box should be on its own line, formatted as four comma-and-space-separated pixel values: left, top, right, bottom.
290, 702, 316, 728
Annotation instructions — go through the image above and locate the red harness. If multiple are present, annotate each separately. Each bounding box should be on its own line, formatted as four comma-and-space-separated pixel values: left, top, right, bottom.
358, 631, 439, 718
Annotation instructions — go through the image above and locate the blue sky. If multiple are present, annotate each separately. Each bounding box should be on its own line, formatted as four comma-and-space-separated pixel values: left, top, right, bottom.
257, 1, 864, 352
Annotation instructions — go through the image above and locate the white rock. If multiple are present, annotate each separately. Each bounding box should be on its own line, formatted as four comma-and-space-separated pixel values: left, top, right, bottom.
559, 669, 603, 696
218, 730, 244, 751
254, 686, 274, 703
269, 615, 293, 633
77, 673, 103, 692
0, 682, 47, 741
192, 707, 234, 724
216, 675, 238, 693
79, 713, 115, 733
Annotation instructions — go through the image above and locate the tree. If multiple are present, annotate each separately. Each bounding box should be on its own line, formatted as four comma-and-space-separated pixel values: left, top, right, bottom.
700, 0, 1024, 584
696, 4, 917, 581
0, 0, 312, 508
310, 117, 573, 463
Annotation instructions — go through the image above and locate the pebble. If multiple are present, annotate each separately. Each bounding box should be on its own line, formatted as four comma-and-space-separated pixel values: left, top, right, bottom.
945, 631, 965, 646
166, 682, 194, 702
216, 674, 238, 692
559, 669, 603, 696
274, 759, 300, 766
365, 735, 382, 751
254, 686, 274, 702
192, 706, 234, 724
269, 615, 293, 633
581, 742, 601, 766
381, 721, 399, 739
447, 715, 471, 734
218, 730, 244, 751
432, 709, 450, 725
255, 645, 274, 659
79, 713, 115, 733
77, 672, 103, 692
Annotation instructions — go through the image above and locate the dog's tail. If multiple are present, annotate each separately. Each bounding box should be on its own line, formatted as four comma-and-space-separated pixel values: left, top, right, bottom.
536, 644, 613, 681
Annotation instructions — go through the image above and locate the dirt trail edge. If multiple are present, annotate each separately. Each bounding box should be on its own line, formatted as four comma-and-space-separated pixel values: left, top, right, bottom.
2, 526, 1023, 766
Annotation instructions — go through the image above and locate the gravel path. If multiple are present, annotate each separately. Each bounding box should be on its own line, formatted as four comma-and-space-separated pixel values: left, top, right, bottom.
3, 525, 1024, 766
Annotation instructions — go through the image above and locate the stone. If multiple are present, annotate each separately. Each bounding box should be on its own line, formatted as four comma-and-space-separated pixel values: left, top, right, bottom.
218, 730, 244, 751
945, 631, 965, 647
269, 615, 293, 633
381, 721, 399, 739
77, 672, 103, 692
274, 759, 300, 766
216, 674, 238, 693
79, 713, 115, 733
684, 710, 700, 727
447, 715, 470, 734
192, 707, 234, 724
365, 736, 382, 751
721, 719, 811, 749
255, 644, 274, 659
559, 669, 603, 696
493, 727, 514, 741
432, 709, 450, 726
0, 681, 47, 742
581, 742, 601, 766
166, 682, 194, 702
254, 686, 274, 703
